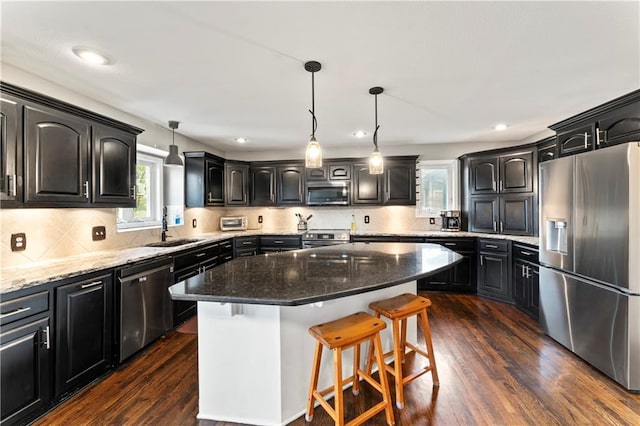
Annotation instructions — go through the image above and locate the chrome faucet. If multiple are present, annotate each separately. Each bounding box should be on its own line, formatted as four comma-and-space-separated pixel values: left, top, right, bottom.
161, 206, 171, 242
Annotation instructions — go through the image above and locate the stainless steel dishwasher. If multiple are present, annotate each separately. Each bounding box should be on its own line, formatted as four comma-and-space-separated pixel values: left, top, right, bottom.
116, 257, 173, 362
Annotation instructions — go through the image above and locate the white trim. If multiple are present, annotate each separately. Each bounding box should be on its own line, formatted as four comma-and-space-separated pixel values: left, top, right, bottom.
416, 159, 459, 217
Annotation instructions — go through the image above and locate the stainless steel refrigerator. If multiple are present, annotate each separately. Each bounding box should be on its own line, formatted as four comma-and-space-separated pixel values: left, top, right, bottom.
539, 142, 640, 392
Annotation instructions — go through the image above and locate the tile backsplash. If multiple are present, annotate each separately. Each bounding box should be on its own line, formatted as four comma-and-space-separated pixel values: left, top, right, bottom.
0, 206, 439, 267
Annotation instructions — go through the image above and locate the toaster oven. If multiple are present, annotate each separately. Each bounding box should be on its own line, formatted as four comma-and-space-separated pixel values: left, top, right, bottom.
220, 216, 247, 231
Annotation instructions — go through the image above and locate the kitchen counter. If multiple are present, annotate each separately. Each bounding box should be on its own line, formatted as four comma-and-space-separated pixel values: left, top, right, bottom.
169, 242, 462, 305
0, 228, 536, 294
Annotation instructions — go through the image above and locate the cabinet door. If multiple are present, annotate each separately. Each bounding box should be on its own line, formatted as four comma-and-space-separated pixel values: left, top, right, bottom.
499, 151, 533, 193
597, 100, 640, 147
1, 95, 22, 204
92, 124, 136, 206
277, 165, 305, 205
529, 265, 540, 318
250, 167, 276, 206
305, 166, 328, 181
499, 195, 534, 236
329, 164, 351, 181
352, 163, 382, 204
469, 196, 498, 233
513, 258, 528, 307
537, 139, 557, 163
477, 252, 510, 301
24, 105, 90, 204
383, 160, 416, 205
224, 163, 249, 206
205, 159, 225, 206
451, 251, 476, 292
557, 123, 594, 157
421, 269, 451, 290
1, 316, 51, 424
469, 157, 498, 195
55, 274, 112, 397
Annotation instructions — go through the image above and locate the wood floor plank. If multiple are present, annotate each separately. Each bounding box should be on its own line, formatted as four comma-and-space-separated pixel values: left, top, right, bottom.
35, 293, 640, 425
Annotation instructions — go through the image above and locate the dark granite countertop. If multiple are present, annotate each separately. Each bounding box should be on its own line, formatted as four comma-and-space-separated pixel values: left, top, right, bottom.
169, 242, 462, 306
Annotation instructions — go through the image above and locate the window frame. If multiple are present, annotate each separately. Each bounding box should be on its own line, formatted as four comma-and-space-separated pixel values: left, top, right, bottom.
116, 146, 166, 232
415, 159, 460, 217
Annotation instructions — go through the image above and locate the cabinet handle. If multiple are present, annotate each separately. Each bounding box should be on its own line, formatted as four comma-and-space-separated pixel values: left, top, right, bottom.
208, 192, 213, 202
195, 252, 207, 258
130, 185, 136, 199
493, 221, 497, 232
83, 181, 89, 198
6, 174, 17, 197
444, 242, 456, 246
520, 251, 532, 256
0, 306, 31, 319
486, 244, 498, 249
242, 241, 253, 245
500, 180, 504, 191
500, 221, 504, 233
584, 132, 588, 149
480, 256, 483, 266
274, 240, 284, 244
526, 266, 531, 278
80, 281, 103, 289
43, 326, 51, 350
521, 264, 526, 277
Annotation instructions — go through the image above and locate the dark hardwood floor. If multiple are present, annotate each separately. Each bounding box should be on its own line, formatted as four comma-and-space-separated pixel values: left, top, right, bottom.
35, 293, 640, 425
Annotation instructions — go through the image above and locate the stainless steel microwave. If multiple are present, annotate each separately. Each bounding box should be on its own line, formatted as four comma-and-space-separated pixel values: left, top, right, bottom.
306, 182, 349, 206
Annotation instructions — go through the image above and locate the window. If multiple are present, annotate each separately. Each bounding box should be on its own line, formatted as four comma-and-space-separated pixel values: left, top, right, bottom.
116, 147, 165, 231
416, 159, 459, 217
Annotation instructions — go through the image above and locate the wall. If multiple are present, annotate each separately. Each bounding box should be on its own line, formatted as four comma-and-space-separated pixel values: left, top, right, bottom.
0, 205, 440, 267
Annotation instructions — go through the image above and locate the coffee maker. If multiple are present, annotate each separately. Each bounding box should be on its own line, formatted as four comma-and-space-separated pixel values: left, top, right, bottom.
440, 210, 461, 231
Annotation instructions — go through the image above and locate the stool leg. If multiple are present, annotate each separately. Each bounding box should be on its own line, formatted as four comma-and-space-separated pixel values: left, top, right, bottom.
365, 312, 381, 375
334, 347, 345, 426
419, 308, 439, 387
374, 332, 395, 426
352, 343, 360, 396
392, 318, 405, 409
400, 318, 407, 364
306, 342, 323, 422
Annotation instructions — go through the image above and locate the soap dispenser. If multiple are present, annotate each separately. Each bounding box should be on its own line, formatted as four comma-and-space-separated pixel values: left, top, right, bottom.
350, 214, 356, 231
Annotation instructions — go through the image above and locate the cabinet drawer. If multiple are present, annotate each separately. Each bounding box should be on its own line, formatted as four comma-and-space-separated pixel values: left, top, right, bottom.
219, 239, 234, 254
174, 244, 219, 270
260, 236, 301, 248
427, 238, 475, 251
234, 236, 258, 248
513, 244, 539, 262
0, 290, 49, 326
479, 239, 509, 252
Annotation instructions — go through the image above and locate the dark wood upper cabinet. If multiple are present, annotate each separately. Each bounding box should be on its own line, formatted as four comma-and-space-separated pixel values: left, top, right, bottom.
596, 100, 640, 147
277, 164, 305, 205
469, 196, 498, 233
383, 159, 416, 205
184, 152, 225, 207
499, 195, 534, 235
499, 151, 533, 193
328, 164, 351, 181
92, 124, 136, 206
352, 163, 382, 204
24, 104, 91, 204
469, 157, 498, 195
537, 137, 557, 163
0, 95, 22, 205
251, 166, 276, 206
305, 166, 328, 181
225, 162, 249, 206
556, 123, 595, 157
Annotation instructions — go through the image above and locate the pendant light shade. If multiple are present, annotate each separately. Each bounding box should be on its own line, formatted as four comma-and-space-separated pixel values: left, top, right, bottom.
369, 87, 384, 175
165, 120, 183, 167
304, 61, 322, 168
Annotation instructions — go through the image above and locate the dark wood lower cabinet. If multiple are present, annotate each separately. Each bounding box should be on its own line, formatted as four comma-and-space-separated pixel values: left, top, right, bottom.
477, 239, 511, 302
512, 243, 540, 319
419, 239, 476, 293
55, 273, 113, 398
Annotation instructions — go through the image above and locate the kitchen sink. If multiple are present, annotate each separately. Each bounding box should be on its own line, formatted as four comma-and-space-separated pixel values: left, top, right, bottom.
145, 238, 203, 248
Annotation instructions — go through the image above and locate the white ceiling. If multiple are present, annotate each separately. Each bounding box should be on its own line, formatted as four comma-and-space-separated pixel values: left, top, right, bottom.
1, 1, 639, 154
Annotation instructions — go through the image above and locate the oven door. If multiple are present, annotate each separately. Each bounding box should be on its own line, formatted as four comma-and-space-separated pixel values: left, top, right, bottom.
306, 183, 349, 206
302, 241, 349, 249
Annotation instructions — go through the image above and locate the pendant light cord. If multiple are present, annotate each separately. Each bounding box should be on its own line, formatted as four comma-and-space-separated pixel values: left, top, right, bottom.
373, 93, 380, 149
309, 71, 317, 138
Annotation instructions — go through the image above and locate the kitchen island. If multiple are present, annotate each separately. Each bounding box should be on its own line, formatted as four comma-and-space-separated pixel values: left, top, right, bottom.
169, 242, 462, 425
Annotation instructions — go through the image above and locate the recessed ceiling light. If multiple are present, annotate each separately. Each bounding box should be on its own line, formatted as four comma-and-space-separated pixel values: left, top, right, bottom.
494, 123, 508, 131
353, 130, 367, 138
234, 137, 248, 144
72, 47, 112, 65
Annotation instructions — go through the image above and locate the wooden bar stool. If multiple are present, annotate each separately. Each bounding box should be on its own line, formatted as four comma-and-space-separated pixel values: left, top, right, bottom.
366, 293, 439, 409
306, 311, 395, 426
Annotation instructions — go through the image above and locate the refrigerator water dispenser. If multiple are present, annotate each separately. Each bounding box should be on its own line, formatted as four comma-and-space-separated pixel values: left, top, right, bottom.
546, 219, 568, 254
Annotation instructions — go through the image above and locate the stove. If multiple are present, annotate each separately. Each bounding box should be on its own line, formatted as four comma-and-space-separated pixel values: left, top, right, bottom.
302, 229, 351, 248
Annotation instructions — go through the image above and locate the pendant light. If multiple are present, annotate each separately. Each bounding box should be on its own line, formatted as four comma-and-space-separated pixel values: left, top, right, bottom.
369, 87, 384, 175
304, 61, 322, 168
165, 120, 183, 167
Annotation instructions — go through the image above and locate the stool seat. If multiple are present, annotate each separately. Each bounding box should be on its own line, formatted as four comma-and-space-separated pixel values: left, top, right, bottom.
369, 293, 432, 319
306, 312, 394, 425
309, 312, 386, 349
366, 293, 439, 410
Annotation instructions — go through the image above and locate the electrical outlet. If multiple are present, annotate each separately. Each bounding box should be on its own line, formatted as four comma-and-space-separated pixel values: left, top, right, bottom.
92, 226, 106, 241
258, 215, 263, 224
429, 218, 436, 225
11, 233, 26, 251
364, 215, 370, 224
192, 218, 198, 228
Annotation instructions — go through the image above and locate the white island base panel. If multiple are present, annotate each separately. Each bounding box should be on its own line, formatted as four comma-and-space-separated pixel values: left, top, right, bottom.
196, 281, 417, 426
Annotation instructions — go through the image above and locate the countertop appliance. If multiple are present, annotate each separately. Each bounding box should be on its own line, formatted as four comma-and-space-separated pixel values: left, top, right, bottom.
220, 216, 247, 231
306, 182, 349, 206
539, 142, 639, 392
440, 210, 461, 231
116, 257, 173, 363
302, 229, 351, 248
